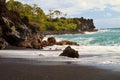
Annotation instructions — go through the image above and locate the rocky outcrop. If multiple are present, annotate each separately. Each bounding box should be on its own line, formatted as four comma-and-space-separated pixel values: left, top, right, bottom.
18, 34, 44, 49
0, 0, 48, 49
74, 17, 96, 32
59, 46, 79, 58
0, 0, 83, 50
0, 0, 31, 48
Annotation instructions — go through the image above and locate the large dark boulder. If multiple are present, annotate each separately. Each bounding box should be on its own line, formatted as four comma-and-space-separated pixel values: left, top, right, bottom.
59, 46, 79, 58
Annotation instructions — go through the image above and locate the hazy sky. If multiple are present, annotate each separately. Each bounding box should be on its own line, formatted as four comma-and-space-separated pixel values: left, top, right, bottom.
14, 0, 120, 29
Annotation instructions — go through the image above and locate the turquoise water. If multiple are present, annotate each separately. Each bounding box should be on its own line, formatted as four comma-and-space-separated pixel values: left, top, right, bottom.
55, 28, 120, 46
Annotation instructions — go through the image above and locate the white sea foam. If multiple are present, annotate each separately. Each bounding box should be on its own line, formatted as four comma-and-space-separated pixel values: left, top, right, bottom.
98, 29, 110, 33
84, 31, 97, 34
43, 45, 120, 53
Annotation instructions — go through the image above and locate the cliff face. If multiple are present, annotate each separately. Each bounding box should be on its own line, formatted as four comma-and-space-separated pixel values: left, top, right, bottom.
74, 17, 96, 32
0, 0, 31, 47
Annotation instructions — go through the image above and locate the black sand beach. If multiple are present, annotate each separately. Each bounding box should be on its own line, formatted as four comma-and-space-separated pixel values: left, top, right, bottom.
0, 58, 120, 80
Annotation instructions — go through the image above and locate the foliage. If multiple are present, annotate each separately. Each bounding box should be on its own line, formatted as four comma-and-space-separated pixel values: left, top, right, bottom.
6, 0, 81, 32
6, 0, 46, 29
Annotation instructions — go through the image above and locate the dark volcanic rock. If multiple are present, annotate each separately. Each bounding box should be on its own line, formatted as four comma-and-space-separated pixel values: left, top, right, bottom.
74, 17, 96, 32
18, 34, 44, 49
0, 1, 43, 49
31, 41, 43, 49
0, 0, 31, 46
41, 40, 49, 47
59, 46, 79, 58
47, 37, 56, 46
18, 41, 32, 48
46, 37, 79, 46
0, 38, 8, 49
56, 40, 79, 46
0, 26, 2, 36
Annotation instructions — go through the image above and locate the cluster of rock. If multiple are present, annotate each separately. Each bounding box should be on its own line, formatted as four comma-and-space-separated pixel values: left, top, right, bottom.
47, 37, 79, 46
18, 36, 79, 49
17, 34, 43, 49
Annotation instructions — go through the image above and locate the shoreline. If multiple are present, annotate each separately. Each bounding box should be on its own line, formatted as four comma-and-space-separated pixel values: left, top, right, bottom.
40, 29, 98, 36
0, 29, 98, 50
0, 58, 120, 80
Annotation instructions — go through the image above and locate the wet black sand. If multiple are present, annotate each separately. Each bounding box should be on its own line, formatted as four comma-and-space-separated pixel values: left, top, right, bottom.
0, 58, 120, 80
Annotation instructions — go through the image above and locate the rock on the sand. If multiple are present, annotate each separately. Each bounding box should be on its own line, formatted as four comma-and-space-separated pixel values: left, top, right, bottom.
59, 46, 79, 58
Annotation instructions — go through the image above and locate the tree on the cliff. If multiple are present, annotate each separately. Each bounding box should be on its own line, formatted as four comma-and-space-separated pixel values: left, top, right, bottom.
47, 10, 54, 19
6, 0, 14, 10
6, 1, 47, 31
54, 10, 62, 18
7, 0, 23, 12
47, 10, 63, 18
22, 4, 33, 17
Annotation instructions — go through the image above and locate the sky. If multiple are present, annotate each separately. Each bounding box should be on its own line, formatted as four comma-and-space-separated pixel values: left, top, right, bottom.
13, 0, 120, 29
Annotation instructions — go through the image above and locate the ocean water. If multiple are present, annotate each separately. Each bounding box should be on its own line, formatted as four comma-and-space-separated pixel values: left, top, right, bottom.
1, 28, 120, 71
55, 28, 120, 46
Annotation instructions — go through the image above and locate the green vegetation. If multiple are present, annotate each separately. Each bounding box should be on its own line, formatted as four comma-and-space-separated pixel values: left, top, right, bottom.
6, 0, 80, 32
